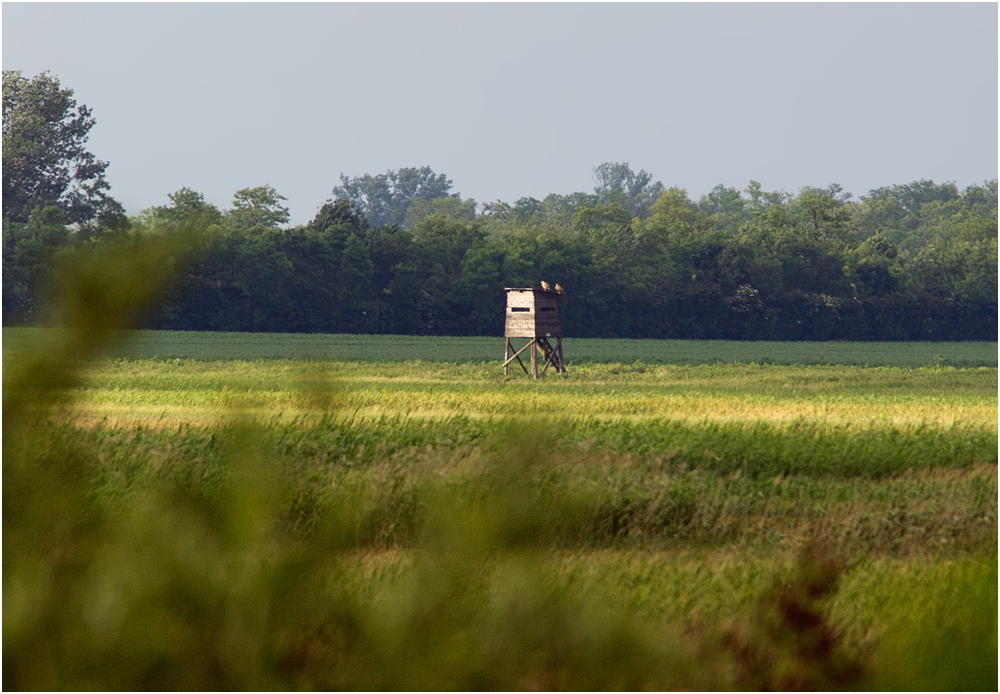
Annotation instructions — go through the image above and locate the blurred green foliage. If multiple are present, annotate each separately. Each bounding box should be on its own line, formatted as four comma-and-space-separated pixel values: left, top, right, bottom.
871, 558, 998, 691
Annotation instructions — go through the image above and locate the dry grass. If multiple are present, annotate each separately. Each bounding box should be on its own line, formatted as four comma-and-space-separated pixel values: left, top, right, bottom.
67, 359, 997, 431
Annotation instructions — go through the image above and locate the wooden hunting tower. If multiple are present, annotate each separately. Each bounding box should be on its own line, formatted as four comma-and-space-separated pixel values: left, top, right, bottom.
502, 287, 566, 378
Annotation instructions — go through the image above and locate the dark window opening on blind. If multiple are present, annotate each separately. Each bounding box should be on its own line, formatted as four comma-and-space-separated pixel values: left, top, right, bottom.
510, 307, 530, 312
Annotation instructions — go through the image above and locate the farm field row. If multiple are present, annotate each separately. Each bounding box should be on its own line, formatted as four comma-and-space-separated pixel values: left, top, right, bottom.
70, 359, 998, 432
4, 327, 998, 366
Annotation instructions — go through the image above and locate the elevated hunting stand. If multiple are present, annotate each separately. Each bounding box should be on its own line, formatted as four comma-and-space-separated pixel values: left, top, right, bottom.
503, 287, 566, 378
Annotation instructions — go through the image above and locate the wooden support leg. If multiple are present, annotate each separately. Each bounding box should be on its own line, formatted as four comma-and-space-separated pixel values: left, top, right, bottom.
531, 338, 538, 379
504, 338, 510, 376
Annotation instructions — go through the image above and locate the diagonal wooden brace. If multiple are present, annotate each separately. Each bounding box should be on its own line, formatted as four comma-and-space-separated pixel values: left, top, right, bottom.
514, 352, 529, 374
539, 337, 557, 376
502, 339, 535, 369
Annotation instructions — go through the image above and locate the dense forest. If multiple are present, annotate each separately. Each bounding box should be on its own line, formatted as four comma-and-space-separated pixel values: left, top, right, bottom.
4, 71, 997, 340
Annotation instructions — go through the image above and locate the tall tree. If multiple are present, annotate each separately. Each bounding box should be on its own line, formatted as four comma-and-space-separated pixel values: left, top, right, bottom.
592, 162, 664, 218
138, 187, 224, 227
225, 185, 290, 230
792, 185, 853, 245
2, 71, 122, 228
699, 185, 748, 235
332, 166, 456, 227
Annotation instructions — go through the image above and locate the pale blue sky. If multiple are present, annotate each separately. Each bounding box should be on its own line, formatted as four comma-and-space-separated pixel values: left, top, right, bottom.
4, 3, 997, 225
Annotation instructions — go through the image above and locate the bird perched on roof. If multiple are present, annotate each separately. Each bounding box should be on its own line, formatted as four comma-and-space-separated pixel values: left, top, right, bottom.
555, 283, 565, 295
540, 281, 551, 292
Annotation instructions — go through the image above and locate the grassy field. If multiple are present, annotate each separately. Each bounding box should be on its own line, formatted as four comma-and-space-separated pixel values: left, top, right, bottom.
70, 358, 997, 430
4, 326, 998, 365
5, 328, 997, 690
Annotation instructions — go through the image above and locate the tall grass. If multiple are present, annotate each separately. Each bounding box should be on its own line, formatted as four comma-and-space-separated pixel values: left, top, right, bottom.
79, 417, 996, 554
62, 358, 997, 431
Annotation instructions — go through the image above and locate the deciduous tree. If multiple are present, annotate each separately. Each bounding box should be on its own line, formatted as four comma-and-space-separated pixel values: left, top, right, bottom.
592, 162, 664, 218
2, 71, 122, 228
225, 185, 290, 230
332, 166, 455, 227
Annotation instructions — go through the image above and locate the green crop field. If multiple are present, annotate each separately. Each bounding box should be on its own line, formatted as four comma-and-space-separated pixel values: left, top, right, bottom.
4, 327, 998, 366
5, 328, 997, 690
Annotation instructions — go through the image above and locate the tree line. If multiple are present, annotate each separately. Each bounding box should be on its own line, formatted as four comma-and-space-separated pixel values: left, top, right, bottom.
4, 71, 997, 341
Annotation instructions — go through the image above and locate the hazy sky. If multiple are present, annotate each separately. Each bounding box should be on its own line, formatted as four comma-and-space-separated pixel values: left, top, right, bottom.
4, 3, 997, 225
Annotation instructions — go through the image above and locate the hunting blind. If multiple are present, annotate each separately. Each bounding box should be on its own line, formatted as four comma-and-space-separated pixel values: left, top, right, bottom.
503, 287, 566, 378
